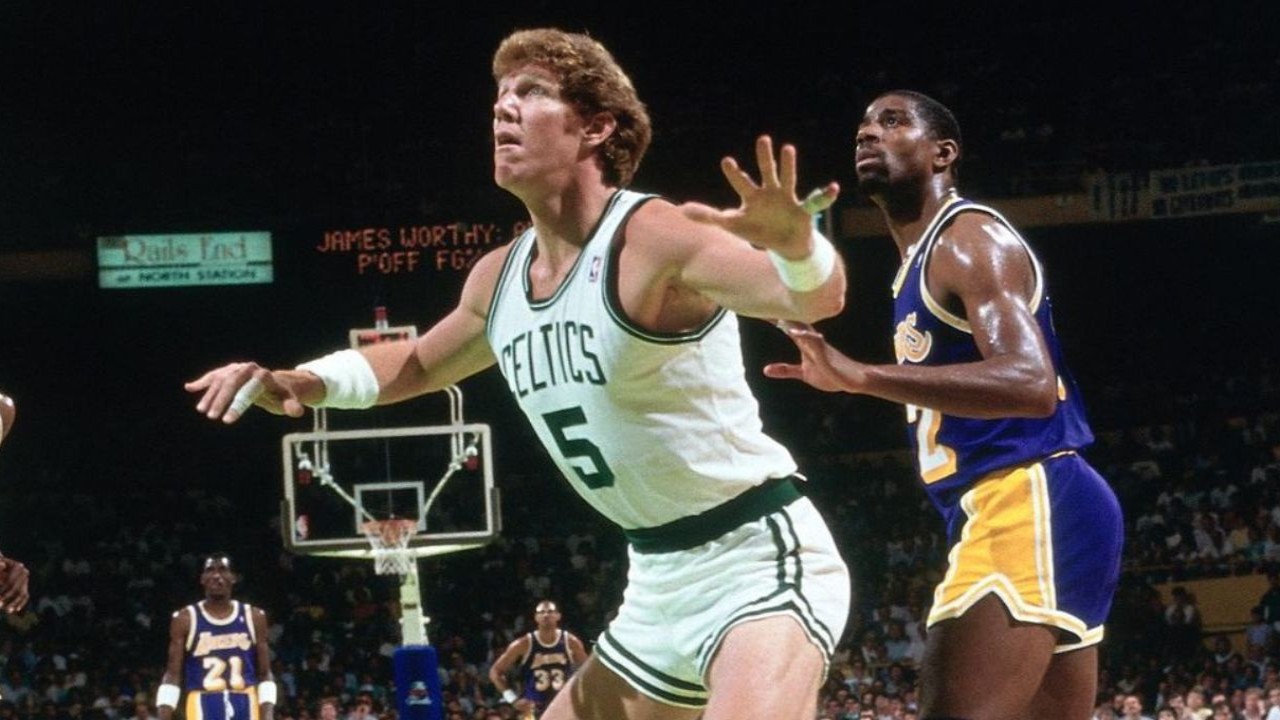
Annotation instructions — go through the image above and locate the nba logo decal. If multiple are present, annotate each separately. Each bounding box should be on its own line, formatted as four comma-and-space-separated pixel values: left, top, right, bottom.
406, 681, 432, 706
589, 256, 602, 282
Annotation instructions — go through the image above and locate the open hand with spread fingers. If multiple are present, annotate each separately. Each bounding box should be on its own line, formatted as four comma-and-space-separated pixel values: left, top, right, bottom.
763, 320, 867, 394
681, 135, 838, 258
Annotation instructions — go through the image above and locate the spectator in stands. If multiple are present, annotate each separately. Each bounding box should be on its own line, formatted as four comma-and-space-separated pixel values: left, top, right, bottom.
1263, 688, 1280, 720
1256, 526, 1280, 566
1165, 587, 1203, 661
1187, 687, 1216, 720
882, 620, 911, 663
342, 696, 372, 720
1211, 636, 1242, 668
841, 659, 875, 696
856, 628, 885, 668
1163, 693, 1188, 720
1259, 574, 1280, 633
130, 700, 156, 720
1211, 700, 1237, 720
1124, 693, 1156, 720
1241, 689, 1266, 720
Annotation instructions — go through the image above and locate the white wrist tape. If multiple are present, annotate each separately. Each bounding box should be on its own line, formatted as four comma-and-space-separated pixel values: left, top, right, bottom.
296, 349, 379, 409
502, 689, 518, 704
257, 681, 277, 705
157, 684, 181, 709
768, 230, 837, 292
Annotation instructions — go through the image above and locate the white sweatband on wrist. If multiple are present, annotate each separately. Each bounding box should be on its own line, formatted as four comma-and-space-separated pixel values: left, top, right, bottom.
257, 681, 277, 705
502, 689, 518, 704
768, 230, 837, 292
296, 349, 380, 409
157, 684, 181, 709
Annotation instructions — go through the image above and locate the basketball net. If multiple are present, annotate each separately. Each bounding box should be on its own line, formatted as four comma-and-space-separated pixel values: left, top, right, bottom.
360, 519, 418, 575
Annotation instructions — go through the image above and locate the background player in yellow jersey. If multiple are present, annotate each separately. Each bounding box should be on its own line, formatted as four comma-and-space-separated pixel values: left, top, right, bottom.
489, 600, 589, 716
765, 90, 1123, 720
157, 554, 276, 720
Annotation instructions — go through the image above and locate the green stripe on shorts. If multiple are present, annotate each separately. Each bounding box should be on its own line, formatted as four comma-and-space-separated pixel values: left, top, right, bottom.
596, 631, 709, 708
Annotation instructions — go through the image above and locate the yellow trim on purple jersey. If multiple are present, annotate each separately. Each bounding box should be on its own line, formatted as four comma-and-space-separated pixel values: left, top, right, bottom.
892, 196, 1094, 505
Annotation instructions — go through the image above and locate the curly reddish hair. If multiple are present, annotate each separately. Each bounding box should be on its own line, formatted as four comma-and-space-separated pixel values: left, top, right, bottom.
493, 28, 652, 187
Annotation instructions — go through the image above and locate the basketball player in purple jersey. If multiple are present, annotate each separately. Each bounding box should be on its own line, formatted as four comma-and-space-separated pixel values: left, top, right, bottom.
764, 90, 1123, 720
490, 600, 589, 715
157, 554, 276, 720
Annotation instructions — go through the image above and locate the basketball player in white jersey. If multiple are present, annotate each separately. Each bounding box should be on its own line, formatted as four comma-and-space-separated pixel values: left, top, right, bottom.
186, 28, 849, 720
0, 391, 30, 616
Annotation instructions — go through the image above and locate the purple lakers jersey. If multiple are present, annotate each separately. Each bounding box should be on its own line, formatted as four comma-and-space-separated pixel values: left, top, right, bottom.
891, 196, 1093, 517
182, 601, 260, 693
521, 630, 575, 710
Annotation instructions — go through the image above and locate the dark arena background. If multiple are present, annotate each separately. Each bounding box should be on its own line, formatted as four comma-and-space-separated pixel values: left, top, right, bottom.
2, 4, 1279, 720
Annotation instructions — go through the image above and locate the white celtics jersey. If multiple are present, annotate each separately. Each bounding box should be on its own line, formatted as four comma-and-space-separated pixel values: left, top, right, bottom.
485, 190, 797, 529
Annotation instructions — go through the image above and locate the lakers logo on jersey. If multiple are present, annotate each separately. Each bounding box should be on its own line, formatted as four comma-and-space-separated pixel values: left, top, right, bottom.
192, 630, 252, 656
894, 312, 932, 364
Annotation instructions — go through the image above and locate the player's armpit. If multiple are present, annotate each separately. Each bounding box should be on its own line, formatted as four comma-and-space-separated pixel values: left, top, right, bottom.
629, 200, 845, 324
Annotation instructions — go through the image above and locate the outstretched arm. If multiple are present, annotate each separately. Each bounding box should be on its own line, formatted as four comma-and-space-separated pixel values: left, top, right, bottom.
766, 214, 1057, 419
184, 247, 507, 423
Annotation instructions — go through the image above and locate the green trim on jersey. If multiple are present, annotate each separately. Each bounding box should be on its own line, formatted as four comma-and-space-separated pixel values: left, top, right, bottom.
600, 195, 727, 345
523, 190, 626, 310
485, 230, 531, 339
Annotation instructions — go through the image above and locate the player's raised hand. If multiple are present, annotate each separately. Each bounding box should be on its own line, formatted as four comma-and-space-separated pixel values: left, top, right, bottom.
0, 553, 30, 614
763, 320, 864, 393
681, 135, 838, 257
184, 362, 310, 424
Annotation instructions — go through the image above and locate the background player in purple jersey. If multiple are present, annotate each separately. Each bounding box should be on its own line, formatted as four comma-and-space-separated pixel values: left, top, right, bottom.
489, 600, 589, 716
764, 90, 1123, 720
157, 554, 276, 720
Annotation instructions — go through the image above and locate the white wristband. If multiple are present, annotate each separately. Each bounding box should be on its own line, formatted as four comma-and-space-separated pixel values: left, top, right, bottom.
257, 681, 277, 705
157, 684, 181, 709
296, 349, 380, 409
502, 689, 518, 704
768, 230, 837, 292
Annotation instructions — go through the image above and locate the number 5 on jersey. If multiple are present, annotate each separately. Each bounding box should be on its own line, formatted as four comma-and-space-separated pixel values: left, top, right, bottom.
542, 407, 615, 489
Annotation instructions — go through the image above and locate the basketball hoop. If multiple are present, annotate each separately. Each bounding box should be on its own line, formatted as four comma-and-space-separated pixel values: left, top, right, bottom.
361, 519, 418, 575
